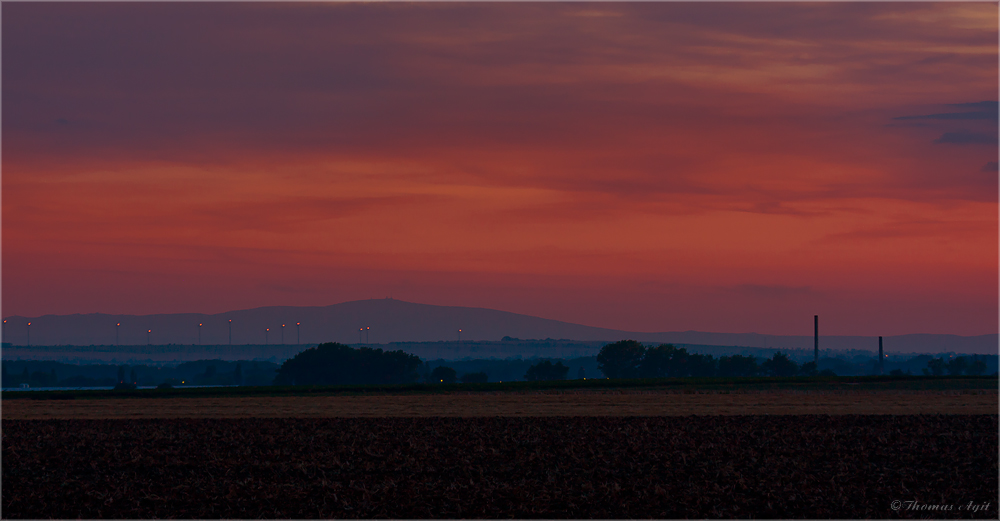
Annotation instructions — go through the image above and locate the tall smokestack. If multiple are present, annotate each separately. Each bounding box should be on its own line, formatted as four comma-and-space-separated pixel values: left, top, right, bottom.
879, 336, 884, 375
814, 315, 818, 364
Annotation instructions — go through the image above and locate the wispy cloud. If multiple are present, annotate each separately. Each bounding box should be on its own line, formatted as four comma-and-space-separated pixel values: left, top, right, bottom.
894, 100, 998, 121
934, 131, 998, 145
822, 219, 995, 242
895, 111, 996, 121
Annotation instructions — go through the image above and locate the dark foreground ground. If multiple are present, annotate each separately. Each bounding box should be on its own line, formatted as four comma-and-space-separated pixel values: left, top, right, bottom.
3, 415, 996, 518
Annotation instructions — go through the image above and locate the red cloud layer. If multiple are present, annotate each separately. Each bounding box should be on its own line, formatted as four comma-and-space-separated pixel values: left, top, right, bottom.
3, 3, 996, 335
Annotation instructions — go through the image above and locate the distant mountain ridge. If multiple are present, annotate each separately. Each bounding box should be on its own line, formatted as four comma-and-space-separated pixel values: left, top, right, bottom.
3, 298, 996, 354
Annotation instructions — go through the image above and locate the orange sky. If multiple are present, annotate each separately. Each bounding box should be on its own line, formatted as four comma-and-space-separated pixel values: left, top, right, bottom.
3, 3, 997, 336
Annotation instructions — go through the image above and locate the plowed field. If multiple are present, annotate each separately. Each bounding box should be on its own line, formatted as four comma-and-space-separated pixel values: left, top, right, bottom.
3, 416, 996, 518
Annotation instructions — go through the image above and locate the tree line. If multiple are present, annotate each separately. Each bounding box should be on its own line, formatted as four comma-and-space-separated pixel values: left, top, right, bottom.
274, 343, 424, 385
7, 342, 990, 389
275, 343, 579, 385
917, 356, 988, 376
1, 360, 279, 388
199, 342, 1000, 386
2, 366, 59, 387
596, 340, 833, 378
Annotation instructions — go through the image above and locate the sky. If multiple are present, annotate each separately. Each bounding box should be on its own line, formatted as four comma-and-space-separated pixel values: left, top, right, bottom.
3, 2, 997, 337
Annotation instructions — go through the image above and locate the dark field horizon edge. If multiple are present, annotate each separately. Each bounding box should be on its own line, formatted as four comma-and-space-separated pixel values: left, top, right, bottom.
4, 374, 996, 401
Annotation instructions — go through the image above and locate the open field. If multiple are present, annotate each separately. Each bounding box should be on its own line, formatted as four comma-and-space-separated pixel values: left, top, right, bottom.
3, 375, 996, 401
4, 415, 996, 518
4, 389, 996, 419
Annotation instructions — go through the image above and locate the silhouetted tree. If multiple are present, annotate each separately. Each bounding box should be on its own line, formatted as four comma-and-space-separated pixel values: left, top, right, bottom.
761, 352, 798, 377
114, 366, 137, 390
969, 357, 988, 376
273, 343, 422, 386
688, 353, 717, 377
924, 358, 946, 376
28, 370, 55, 387
640, 344, 686, 378
799, 361, 818, 377
597, 340, 646, 379
431, 366, 457, 384
717, 355, 758, 377
947, 356, 968, 376
460, 371, 488, 383
524, 360, 569, 381
234, 363, 243, 385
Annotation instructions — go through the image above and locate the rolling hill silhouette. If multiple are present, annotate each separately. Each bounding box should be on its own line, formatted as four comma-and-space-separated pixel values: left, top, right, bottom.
3, 298, 995, 354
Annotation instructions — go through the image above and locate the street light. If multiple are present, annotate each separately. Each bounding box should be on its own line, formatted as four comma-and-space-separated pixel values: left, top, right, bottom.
26, 322, 31, 347
229, 319, 233, 345
147, 329, 151, 345
265, 328, 270, 345
458, 329, 462, 342
281, 324, 286, 345
359, 327, 363, 344
296, 322, 301, 345
116, 323, 120, 346
198, 323, 203, 345
366, 326, 370, 344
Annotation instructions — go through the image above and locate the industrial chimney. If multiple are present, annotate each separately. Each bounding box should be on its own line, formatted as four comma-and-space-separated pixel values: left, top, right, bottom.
814, 315, 818, 364
879, 336, 884, 375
